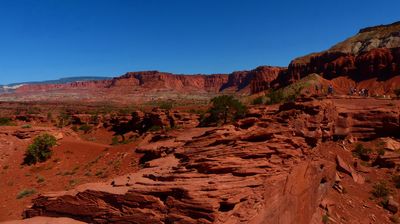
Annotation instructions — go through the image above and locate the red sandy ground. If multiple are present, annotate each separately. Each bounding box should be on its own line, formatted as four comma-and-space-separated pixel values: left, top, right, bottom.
0, 127, 141, 221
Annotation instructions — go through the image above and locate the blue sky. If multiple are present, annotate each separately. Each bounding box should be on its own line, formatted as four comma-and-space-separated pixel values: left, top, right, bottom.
0, 0, 399, 84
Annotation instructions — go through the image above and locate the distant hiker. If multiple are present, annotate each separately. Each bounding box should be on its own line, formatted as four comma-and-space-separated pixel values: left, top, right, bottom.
315, 84, 319, 94
364, 88, 369, 97
327, 84, 334, 95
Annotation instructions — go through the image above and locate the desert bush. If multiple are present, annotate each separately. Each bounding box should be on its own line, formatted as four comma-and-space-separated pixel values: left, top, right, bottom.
322, 214, 329, 224
252, 96, 264, 105
57, 111, 71, 128
352, 143, 372, 161
90, 114, 100, 125
266, 85, 304, 105
159, 101, 174, 110
0, 117, 14, 126
16, 188, 36, 199
47, 112, 53, 121
201, 95, 247, 126
149, 125, 162, 132
36, 175, 45, 183
372, 181, 390, 198
111, 136, 119, 145
79, 124, 93, 133
23, 133, 57, 165
21, 124, 32, 129
266, 90, 285, 105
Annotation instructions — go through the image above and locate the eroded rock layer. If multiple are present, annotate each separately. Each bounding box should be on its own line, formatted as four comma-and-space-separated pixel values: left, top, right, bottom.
283, 21, 400, 90
22, 99, 400, 223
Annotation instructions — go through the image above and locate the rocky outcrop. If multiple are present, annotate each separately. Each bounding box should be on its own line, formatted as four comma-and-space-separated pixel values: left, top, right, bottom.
221, 66, 285, 93
24, 100, 353, 224
281, 21, 400, 94
277, 99, 400, 141
22, 98, 399, 223
286, 48, 400, 84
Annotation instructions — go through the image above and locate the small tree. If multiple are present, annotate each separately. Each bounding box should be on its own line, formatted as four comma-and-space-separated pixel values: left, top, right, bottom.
352, 143, 372, 161
23, 133, 57, 165
266, 90, 285, 105
201, 95, 247, 126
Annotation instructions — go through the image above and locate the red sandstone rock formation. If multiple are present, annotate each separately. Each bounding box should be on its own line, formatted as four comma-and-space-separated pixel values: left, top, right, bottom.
22, 99, 400, 223
283, 21, 400, 94
13, 66, 285, 96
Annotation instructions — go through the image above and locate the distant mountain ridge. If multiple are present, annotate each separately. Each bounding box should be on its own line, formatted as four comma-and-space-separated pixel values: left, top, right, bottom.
4, 76, 112, 86
0, 76, 112, 94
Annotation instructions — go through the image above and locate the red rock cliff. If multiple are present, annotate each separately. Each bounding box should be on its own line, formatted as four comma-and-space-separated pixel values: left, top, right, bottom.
283, 21, 400, 89
14, 67, 284, 95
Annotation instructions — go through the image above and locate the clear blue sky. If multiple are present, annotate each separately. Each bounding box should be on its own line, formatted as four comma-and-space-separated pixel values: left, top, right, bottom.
0, 0, 399, 84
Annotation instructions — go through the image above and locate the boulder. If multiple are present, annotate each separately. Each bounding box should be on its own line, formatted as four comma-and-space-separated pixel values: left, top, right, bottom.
387, 196, 399, 213
380, 137, 400, 151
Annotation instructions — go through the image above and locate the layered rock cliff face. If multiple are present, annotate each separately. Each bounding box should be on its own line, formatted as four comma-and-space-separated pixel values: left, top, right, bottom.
112, 71, 229, 92
13, 67, 285, 95
15, 80, 112, 93
285, 22, 400, 86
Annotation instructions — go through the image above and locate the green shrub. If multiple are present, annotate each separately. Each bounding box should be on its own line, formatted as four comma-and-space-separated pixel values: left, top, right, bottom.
36, 175, 45, 183
149, 125, 162, 132
111, 136, 119, 145
353, 143, 372, 161
90, 114, 100, 125
322, 214, 329, 224
23, 133, 57, 165
79, 124, 92, 133
57, 111, 71, 127
47, 112, 53, 121
377, 148, 386, 156
16, 188, 36, 199
159, 101, 173, 110
201, 95, 247, 126
266, 85, 303, 105
252, 96, 264, 105
266, 90, 285, 105
372, 181, 390, 198
21, 124, 32, 129
0, 117, 13, 126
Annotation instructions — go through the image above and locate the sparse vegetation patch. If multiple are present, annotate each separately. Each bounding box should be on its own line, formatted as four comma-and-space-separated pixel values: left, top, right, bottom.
16, 189, 36, 199
23, 133, 57, 165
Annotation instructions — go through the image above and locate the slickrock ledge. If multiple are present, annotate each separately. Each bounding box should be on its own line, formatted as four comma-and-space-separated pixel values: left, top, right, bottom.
22, 99, 400, 223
